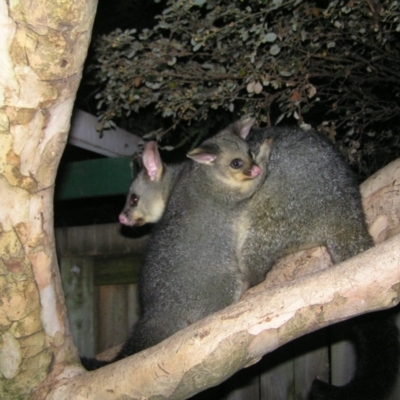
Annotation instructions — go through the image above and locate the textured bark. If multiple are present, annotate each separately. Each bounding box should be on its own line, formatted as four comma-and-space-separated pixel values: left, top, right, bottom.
0, 1, 97, 398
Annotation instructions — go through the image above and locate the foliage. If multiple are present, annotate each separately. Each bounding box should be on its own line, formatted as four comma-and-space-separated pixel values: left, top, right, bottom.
89, 0, 400, 177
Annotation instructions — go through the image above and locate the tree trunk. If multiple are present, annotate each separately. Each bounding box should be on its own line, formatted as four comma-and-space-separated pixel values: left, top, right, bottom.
0, 1, 97, 398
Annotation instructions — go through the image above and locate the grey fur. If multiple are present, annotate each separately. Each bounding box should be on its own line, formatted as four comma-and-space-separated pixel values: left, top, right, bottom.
243, 126, 398, 400
242, 126, 373, 286
117, 119, 268, 355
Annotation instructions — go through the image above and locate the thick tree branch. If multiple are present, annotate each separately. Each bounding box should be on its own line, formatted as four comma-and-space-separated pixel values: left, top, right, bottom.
45, 158, 400, 399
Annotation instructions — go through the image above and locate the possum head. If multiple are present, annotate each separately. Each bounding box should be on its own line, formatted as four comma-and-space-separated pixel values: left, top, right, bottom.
187, 119, 270, 200
119, 141, 168, 226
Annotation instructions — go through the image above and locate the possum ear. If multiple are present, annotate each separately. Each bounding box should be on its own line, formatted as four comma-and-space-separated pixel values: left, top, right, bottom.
187, 142, 219, 165
255, 138, 275, 164
142, 141, 163, 181
236, 118, 255, 139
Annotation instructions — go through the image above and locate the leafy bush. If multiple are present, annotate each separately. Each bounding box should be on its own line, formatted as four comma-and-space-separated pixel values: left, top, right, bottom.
89, 0, 400, 177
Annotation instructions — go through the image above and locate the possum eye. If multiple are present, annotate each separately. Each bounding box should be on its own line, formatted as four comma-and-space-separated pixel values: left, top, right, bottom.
230, 158, 244, 169
130, 194, 139, 207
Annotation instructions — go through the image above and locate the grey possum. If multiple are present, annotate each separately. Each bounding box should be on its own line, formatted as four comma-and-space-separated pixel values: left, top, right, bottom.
118, 141, 183, 227
241, 126, 374, 285
242, 126, 399, 400
117, 120, 270, 354
110, 123, 398, 400
81, 119, 270, 369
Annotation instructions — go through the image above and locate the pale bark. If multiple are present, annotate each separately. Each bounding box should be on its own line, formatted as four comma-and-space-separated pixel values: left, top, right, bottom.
45, 159, 400, 399
0, 1, 97, 398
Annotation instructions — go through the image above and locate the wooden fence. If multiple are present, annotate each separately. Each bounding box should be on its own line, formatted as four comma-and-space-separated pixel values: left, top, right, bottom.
56, 223, 400, 400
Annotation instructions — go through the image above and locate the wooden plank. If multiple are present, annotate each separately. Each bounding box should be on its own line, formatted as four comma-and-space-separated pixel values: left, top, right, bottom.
293, 330, 329, 399
94, 255, 143, 285
330, 340, 356, 386
68, 109, 141, 157
59, 257, 96, 358
55, 223, 150, 257
259, 343, 295, 400
55, 156, 133, 200
126, 284, 140, 330
96, 285, 137, 353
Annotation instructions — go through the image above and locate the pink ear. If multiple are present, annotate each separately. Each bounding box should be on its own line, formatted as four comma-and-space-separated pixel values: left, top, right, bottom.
142, 141, 163, 181
187, 152, 217, 164
239, 118, 255, 139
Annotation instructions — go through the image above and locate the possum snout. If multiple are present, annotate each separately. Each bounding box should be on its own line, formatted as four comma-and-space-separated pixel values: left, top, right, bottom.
244, 165, 261, 178
119, 213, 130, 225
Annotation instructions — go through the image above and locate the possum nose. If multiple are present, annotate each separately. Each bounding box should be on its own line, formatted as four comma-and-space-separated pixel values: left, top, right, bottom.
119, 213, 129, 224
243, 165, 261, 178
246, 165, 261, 178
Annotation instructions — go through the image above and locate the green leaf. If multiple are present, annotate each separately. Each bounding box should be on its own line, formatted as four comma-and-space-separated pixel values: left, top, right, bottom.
280, 70, 293, 77
276, 113, 285, 124
246, 82, 255, 93
193, 42, 202, 52
263, 32, 277, 42
254, 82, 263, 94
167, 57, 177, 66
269, 44, 281, 55
193, 0, 207, 6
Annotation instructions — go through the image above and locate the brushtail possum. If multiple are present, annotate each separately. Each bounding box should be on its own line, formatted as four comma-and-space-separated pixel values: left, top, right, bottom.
243, 126, 399, 400
116, 120, 269, 356
111, 123, 399, 400
118, 141, 184, 227
82, 119, 269, 370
